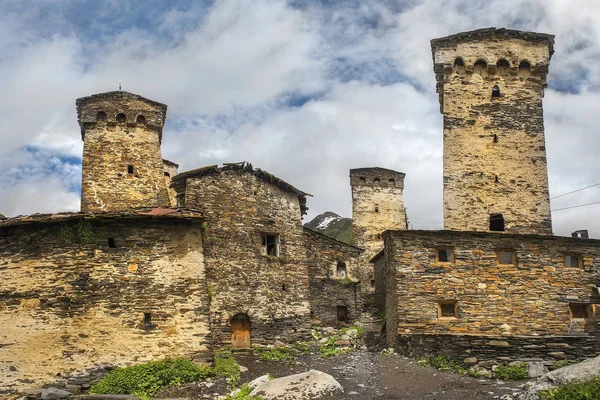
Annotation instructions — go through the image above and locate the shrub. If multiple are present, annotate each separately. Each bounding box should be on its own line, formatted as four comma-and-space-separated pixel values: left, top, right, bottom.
254, 346, 297, 361
90, 358, 213, 398
417, 355, 466, 374
493, 363, 528, 380
214, 352, 241, 386
223, 383, 263, 400
549, 359, 572, 371
318, 336, 350, 358
539, 377, 600, 400
341, 325, 364, 338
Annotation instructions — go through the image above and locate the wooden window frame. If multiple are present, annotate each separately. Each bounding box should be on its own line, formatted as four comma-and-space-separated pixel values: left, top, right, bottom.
569, 303, 592, 320
564, 253, 582, 268
261, 233, 280, 257
496, 249, 516, 266
437, 300, 458, 319
436, 247, 455, 263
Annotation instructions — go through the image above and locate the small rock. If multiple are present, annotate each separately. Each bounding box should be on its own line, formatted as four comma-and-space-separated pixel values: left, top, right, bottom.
527, 361, 548, 378
41, 388, 71, 400
239, 365, 248, 373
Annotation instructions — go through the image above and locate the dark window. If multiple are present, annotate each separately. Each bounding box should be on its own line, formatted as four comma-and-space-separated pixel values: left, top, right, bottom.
374, 177, 381, 182
493, 134, 498, 143
389, 178, 395, 183
438, 301, 458, 318
359, 177, 366, 182
370, 279, 375, 288
337, 261, 347, 279
374, 205, 380, 213
570, 303, 591, 319
136, 115, 146, 124
497, 249, 516, 265
144, 313, 152, 326
262, 234, 279, 256
97, 111, 107, 121
454, 57, 465, 67
282, 284, 287, 291
496, 59, 510, 72
164, 171, 170, 177
565, 254, 581, 268
519, 60, 531, 72
127, 165, 134, 174
108, 238, 116, 248
337, 305, 348, 322
116, 113, 127, 124
474, 59, 487, 73
495, 175, 499, 183
437, 247, 454, 263
492, 85, 501, 97
490, 214, 505, 231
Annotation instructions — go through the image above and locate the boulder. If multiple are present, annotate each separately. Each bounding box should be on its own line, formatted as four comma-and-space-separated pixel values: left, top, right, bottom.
41, 388, 71, 400
250, 370, 343, 400
519, 355, 600, 400
527, 361, 548, 378
248, 374, 271, 389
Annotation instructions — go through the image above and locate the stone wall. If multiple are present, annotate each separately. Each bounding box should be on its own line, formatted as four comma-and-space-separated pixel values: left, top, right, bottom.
303, 228, 363, 326
77, 91, 170, 212
384, 230, 600, 352
163, 159, 179, 207
180, 165, 312, 347
431, 28, 553, 234
0, 213, 211, 392
372, 251, 386, 314
350, 167, 406, 306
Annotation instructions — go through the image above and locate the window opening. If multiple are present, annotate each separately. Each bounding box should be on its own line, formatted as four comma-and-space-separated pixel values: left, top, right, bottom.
374, 205, 380, 213
496, 59, 510, 73
492, 85, 501, 97
438, 301, 458, 318
261, 234, 279, 256
564, 254, 581, 268
495, 175, 499, 183
474, 59, 487, 74
519, 60, 531, 72
436, 247, 454, 263
389, 178, 395, 183
282, 284, 287, 291
490, 214, 505, 231
359, 177, 366, 182
493, 134, 498, 143
136, 115, 146, 124
454, 57, 465, 67
370, 279, 375, 288
116, 113, 127, 124
108, 238, 116, 248
337, 305, 348, 322
497, 249, 516, 265
97, 111, 107, 121
570, 303, 591, 319
143, 313, 152, 326
164, 171, 170, 177
374, 177, 381, 182
336, 261, 347, 279
127, 165, 134, 175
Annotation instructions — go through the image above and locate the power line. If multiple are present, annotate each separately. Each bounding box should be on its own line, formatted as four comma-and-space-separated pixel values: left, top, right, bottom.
551, 201, 600, 212
551, 183, 600, 200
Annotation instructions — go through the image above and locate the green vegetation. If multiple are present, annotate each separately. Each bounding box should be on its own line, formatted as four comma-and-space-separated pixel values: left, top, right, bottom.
339, 277, 356, 286
303, 212, 353, 244
417, 355, 467, 374
213, 352, 241, 386
89, 358, 213, 398
319, 336, 351, 358
549, 359, 572, 371
253, 342, 312, 361
539, 377, 600, 400
59, 219, 98, 243
223, 383, 262, 400
341, 325, 364, 338
207, 284, 214, 305
493, 363, 528, 380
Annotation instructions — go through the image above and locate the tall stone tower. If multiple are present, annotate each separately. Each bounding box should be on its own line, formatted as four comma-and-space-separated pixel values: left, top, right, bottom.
350, 167, 407, 305
431, 28, 554, 235
77, 91, 170, 212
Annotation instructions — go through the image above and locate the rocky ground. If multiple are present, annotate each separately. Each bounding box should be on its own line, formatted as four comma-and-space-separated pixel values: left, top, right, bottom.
159, 349, 526, 399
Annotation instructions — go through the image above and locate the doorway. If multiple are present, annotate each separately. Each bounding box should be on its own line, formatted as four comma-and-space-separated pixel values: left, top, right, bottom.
231, 313, 251, 349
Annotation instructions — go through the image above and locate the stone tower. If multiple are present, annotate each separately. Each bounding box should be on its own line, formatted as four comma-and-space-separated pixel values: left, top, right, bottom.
431, 28, 554, 235
350, 167, 407, 304
77, 91, 170, 212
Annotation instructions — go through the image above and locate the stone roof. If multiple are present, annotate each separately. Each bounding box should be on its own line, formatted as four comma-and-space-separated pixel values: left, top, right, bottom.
0, 207, 203, 228
172, 161, 312, 216
349, 167, 406, 178
162, 159, 180, 167
303, 227, 364, 252
431, 27, 555, 55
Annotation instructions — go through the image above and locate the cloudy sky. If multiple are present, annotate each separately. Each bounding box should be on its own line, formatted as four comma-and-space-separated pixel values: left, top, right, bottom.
0, 0, 599, 238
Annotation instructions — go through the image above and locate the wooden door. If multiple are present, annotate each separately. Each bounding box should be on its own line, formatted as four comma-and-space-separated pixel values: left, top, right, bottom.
231, 314, 251, 349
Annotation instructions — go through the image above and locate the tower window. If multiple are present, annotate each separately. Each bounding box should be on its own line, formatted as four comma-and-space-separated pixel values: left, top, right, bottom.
493, 134, 498, 143
436, 247, 454, 263
474, 59, 487, 74
519, 60, 531, 72
496, 249, 516, 265
389, 178, 395, 183
438, 301, 458, 318
492, 85, 501, 98
490, 214, 505, 231
564, 253, 582, 268
570, 303, 591, 319
261, 234, 279, 256
97, 111, 107, 121
116, 113, 127, 124
337, 305, 348, 322
164, 171, 170, 177
136, 115, 146, 124
496, 59, 510, 73
453, 57, 465, 67
374, 177, 381, 182
359, 177, 366, 182
336, 261, 347, 279
374, 205, 380, 213
282, 283, 287, 291
108, 237, 116, 248
127, 165, 134, 174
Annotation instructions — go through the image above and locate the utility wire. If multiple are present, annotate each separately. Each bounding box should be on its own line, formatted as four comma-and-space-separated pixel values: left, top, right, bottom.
551, 201, 600, 212
551, 183, 600, 200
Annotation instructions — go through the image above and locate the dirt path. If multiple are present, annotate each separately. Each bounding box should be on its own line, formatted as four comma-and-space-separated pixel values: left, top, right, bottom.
234, 350, 526, 400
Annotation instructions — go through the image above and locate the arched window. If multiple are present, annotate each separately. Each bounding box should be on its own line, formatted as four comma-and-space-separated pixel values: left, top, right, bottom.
474, 59, 487, 74
116, 113, 127, 124
496, 59, 510, 74
336, 261, 347, 279
519, 60, 531, 73
490, 214, 505, 232
359, 177, 366, 182
389, 178, 395, 183
492, 85, 501, 98
454, 57, 465, 67
374, 177, 381, 182
97, 111, 107, 121
136, 115, 146, 125
337, 305, 348, 322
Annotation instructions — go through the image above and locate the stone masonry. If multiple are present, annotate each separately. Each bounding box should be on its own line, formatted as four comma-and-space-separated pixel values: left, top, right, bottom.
383, 229, 600, 363
173, 163, 312, 347
78, 91, 171, 212
304, 228, 363, 326
0, 210, 211, 392
350, 167, 407, 306
432, 28, 554, 234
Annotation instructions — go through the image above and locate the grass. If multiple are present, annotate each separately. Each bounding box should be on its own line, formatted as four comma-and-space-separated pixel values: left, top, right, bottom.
539, 377, 600, 400
213, 351, 241, 386
223, 383, 263, 400
89, 357, 214, 398
493, 363, 529, 380
549, 359, 572, 371
319, 336, 351, 358
417, 355, 467, 374
253, 342, 313, 361
341, 325, 364, 338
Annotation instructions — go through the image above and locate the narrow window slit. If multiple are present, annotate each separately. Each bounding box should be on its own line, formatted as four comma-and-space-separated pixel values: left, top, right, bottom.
127, 165, 134, 174
108, 238, 116, 248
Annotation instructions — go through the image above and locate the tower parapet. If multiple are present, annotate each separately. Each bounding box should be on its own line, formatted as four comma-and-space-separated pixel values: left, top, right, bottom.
77, 91, 170, 212
431, 28, 554, 234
